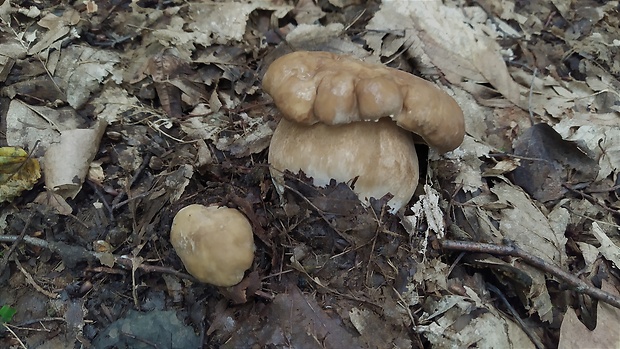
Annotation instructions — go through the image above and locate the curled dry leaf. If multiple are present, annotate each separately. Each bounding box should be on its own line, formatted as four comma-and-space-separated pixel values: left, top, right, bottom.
44, 120, 108, 199
554, 115, 620, 182
145, 49, 191, 118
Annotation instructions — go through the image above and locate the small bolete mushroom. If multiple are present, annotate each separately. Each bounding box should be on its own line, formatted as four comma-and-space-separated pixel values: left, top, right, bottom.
263, 51, 465, 212
170, 204, 255, 287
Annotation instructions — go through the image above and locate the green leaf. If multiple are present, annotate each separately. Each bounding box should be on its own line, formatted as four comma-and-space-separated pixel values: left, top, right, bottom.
0, 305, 16, 323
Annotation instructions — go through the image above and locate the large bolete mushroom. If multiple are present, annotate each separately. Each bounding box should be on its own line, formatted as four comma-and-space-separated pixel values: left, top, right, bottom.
170, 204, 255, 287
263, 51, 465, 212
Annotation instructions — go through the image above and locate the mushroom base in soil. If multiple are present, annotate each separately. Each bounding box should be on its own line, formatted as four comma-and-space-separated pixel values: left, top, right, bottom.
269, 117, 419, 212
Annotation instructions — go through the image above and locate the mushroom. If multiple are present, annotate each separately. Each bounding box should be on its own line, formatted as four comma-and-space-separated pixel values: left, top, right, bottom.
170, 204, 255, 287
263, 51, 465, 212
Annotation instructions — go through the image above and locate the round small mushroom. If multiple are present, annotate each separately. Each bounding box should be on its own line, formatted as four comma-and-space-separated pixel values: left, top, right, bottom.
170, 204, 255, 287
263, 51, 465, 212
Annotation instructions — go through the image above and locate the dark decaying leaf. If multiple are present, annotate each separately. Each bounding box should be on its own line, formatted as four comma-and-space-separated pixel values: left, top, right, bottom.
92, 310, 200, 349
218, 271, 262, 304
511, 123, 599, 202
211, 281, 366, 349
146, 49, 191, 118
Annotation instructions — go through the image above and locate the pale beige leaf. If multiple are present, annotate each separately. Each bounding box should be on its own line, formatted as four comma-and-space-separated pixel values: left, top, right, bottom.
44, 121, 108, 199
591, 223, 620, 269
559, 281, 620, 349
417, 293, 536, 349
491, 182, 568, 266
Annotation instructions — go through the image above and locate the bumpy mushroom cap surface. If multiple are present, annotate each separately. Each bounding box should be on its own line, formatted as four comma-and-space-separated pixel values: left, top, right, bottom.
269, 118, 419, 211
262, 51, 465, 153
170, 204, 255, 287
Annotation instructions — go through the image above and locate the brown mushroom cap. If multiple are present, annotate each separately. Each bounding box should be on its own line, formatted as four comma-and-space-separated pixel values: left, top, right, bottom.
269, 118, 419, 212
262, 51, 465, 153
170, 204, 255, 287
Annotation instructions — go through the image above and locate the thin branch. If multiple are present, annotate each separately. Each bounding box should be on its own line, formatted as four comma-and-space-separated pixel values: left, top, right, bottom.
0, 235, 197, 282
563, 183, 620, 217
440, 240, 620, 310
14, 258, 57, 298
14, 317, 65, 327
0, 212, 34, 275
487, 283, 545, 349
2, 324, 27, 349
87, 180, 115, 222
528, 68, 538, 126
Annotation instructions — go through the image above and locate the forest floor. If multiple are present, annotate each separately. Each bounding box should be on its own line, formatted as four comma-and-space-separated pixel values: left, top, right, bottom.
1, 0, 620, 348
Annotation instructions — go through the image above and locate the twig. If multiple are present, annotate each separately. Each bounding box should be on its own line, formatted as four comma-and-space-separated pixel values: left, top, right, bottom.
585, 184, 620, 194
440, 240, 620, 310
131, 256, 141, 309
114, 257, 195, 281
487, 152, 550, 162
111, 153, 152, 208
343, 9, 366, 32
13, 258, 58, 298
0, 235, 197, 282
14, 317, 65, 327
121, 331, 160, 348
392, 287, 416, 326
0, 212, 34, 275
384, 34, 416, 65
487, 283, 545, 349
446, 251, 465, 277
2, 324, 27, 349
111, 190, 153, 211
528, 68, 538, 126
563, 183, 620, 217
87, 180, 115, 222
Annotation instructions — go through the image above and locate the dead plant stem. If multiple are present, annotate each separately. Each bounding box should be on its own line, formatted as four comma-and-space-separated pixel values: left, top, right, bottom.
0, 212, 34, 276
0, 235, 197, 282
441, 239, 620, 310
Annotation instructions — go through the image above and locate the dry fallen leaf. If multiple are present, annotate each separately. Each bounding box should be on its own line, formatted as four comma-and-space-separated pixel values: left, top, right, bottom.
402, 184, 446, 257
5, 99, 84, 154
186, 2, 292, 48
145, 49, 192, 118
512, 123, 599, 202
554, 116, 620, 182
590, 222, 620, 269
0, 147, 41, 203
367, 1, 527, 108
53, 45, 122, 108
27, 8, 80, 56
417, 289, 536, 349
215, 114, 274, 157
44, 120, 108, 199
558, 281, 620, 349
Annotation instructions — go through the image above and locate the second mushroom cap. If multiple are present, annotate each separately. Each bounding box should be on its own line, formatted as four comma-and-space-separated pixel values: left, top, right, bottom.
170, 204, 255, 287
